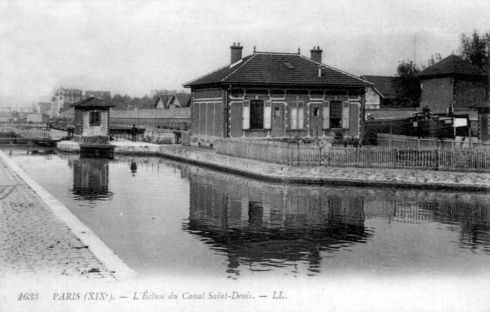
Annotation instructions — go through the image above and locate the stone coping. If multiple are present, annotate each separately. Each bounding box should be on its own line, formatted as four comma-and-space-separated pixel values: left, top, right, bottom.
56, 141, 490, 191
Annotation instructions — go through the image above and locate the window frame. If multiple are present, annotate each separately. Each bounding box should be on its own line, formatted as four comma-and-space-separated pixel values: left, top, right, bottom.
289, 101, 305, 130
242, 100, 272, 130
89, 111, 102, 126
323, 101, 350, 130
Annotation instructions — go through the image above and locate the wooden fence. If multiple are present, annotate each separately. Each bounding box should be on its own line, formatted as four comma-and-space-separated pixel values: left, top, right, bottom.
214, 140, 490, 173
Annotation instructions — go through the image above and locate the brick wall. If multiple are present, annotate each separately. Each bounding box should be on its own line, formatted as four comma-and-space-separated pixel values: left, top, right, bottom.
453, 78, 487, 109
421, 76, 488, 112
421, 77, 453, 113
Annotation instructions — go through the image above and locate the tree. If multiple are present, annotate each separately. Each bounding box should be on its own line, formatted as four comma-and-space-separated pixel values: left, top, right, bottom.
458, 29, 490, 70
422, 53, 442, 70
392, 60, 421, 107
111, 94, 126, 110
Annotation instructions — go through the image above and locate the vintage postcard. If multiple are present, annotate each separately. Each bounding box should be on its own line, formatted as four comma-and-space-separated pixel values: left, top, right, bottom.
0, 0, 489, 311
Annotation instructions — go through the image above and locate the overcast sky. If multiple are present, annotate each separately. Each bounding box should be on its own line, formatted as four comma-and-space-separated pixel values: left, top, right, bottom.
0, 0, 489, 109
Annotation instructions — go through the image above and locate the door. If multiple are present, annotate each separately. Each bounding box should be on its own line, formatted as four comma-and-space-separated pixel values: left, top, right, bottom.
309, 103, 323, 137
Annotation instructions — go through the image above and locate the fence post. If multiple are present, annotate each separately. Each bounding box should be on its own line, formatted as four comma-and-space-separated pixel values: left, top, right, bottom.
435, 148, 439, 171
319, 146, 322, 166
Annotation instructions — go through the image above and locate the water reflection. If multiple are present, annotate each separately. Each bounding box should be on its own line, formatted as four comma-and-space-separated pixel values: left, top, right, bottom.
72, 158, 112, 200
181, 164, 490, 275
130, 161, 137, 175
7, 151, 490, 277
183, 166, 371, 274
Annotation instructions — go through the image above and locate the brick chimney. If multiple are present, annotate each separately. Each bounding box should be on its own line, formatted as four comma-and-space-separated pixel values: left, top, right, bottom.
310, 46, 323, 63
230, 42, 243, 64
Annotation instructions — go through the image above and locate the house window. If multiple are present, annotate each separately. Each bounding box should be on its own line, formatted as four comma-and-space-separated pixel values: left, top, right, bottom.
250, 100, 264, 129
290, 101, 304, 129
242, 100, 272, 130
330, 101, 343, 128
89, 111, 101, 126
323, 101, 350, 129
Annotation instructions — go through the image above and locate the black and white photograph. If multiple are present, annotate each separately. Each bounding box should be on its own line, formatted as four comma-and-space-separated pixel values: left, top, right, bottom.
0, 1, 489, 311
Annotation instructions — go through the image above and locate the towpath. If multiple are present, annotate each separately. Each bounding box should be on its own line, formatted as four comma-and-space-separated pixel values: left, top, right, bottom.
0, 150, 118, 280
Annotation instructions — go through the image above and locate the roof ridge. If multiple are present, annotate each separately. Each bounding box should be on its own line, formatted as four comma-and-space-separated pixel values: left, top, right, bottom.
254, 51, 300, 55
301, 55, 373, 85
221, 53, 258, 82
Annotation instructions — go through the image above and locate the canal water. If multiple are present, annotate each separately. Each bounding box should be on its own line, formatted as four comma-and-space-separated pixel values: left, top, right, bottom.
6, 149, 490, 280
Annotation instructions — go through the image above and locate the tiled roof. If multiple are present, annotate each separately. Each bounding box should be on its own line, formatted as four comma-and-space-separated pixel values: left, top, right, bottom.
154, 95, 173, 108
70, 97, 115, 108
185, 52, 372, 88
361, 75, 397, 99
59, 105, 73, 113
418, 54, 486, 78
173, 93, 192, 107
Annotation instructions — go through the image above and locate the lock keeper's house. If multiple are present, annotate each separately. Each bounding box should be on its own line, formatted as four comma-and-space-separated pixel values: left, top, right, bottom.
184, 44, 372, 147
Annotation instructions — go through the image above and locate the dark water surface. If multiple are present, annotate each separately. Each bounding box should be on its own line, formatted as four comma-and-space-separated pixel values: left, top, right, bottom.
7, 149, 490, 279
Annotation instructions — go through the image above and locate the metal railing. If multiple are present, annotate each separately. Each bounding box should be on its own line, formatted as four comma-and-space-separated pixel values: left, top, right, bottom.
214, 140, 490, 173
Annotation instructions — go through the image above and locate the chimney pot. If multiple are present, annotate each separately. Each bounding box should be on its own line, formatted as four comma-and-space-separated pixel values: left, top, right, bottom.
230, 42, 243, 64
310, 46, 323, 63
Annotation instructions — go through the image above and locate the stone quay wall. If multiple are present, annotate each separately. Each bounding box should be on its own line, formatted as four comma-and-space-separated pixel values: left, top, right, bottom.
56, 141, 490, 191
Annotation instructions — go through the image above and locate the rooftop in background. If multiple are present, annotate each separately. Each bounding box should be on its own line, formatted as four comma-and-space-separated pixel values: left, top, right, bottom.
361, 75, 397, 99
184, 51, 372, 88
418, 54, 487, 78
70, 97, 115, 108
173, 93, 192, 107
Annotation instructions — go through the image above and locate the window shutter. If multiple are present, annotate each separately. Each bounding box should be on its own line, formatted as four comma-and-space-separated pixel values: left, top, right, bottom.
264, 100, 272, 129
322, 101, 330, 129
298, 101, 304, 129
242, 100, 250, 130
342, 101, 350, 129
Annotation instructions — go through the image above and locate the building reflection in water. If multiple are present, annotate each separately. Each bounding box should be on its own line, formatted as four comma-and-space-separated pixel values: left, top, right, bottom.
182, 166, 371, 275
72, 158, 112, 200
179, 164, 490, 275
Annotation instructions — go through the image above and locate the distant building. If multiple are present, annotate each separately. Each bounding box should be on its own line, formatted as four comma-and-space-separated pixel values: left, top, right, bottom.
59, 105, 75, 120
172, 93, 192, 108
154, 94, 173, 109
51, 88, 83, 118
38, 102, 51, 115
360, 75, 417, 120
151, 89, 180, 97
154, 93, 191, 109
26, 113, 49, 123
418, 55, 488, 114
84, 90, 111, 101
361, 76, 402, 109
0, 112, 14, 123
